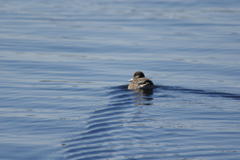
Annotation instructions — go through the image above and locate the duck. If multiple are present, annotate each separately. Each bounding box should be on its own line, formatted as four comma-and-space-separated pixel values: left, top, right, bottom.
128, 71, 154, 89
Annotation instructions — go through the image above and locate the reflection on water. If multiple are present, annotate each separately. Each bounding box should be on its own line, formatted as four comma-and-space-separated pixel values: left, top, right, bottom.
131, 89, 154, 106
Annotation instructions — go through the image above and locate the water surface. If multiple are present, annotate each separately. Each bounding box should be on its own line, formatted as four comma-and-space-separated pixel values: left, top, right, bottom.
1, 0, 240, 159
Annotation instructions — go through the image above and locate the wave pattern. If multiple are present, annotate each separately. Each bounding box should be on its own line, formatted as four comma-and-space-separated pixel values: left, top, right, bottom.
62, 85, 240, 159
160, 85, 240, 100
63, 86, 156, 159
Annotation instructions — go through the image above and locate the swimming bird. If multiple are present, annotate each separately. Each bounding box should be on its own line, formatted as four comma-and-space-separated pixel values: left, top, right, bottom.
128, 71, 154, 89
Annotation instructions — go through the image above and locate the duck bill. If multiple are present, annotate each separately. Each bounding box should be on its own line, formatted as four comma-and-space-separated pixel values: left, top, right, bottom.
128, 79, 133, 82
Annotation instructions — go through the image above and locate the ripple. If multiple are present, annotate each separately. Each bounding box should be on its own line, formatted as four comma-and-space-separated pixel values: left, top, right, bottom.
40, 80, 93, 83
62, 85, 156, 159
160, 85, 240, 100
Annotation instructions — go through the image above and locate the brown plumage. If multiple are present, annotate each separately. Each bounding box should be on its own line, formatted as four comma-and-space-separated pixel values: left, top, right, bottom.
128, 71, 154, 89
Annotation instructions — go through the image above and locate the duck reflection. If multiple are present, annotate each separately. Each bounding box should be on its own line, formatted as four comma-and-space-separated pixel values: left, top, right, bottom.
131, 88, 154, 106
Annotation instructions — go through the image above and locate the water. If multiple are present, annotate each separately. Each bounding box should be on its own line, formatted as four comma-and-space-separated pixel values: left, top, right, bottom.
1, 0, 240, 159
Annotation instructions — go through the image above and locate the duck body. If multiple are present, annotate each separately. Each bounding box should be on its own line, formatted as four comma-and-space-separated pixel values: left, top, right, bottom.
128, 71, 154, 89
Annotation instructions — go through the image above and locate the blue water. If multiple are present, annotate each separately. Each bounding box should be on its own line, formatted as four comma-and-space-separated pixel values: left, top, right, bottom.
1, 0, 240, 159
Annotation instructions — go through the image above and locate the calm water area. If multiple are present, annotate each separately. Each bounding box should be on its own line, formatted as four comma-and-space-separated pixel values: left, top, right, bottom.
1, 0, 240, 159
